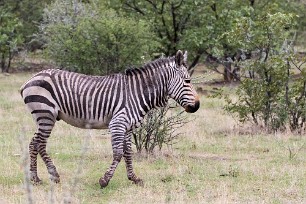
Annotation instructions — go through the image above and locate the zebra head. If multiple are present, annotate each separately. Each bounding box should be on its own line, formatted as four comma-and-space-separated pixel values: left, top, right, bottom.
168, 50, 200, 113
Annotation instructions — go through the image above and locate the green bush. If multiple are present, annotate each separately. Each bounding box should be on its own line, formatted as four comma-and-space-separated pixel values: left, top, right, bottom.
0, 8, 22, 72
40, 0, 159, 75
222, 12, 306, 132
132, 105, 188, 154
224, 55, 289, 130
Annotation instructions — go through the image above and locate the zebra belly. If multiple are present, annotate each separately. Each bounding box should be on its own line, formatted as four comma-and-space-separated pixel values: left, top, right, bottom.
58, 112, 111, 129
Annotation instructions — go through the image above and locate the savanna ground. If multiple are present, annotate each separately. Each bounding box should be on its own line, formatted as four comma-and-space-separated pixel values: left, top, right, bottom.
0, 70, 305, 204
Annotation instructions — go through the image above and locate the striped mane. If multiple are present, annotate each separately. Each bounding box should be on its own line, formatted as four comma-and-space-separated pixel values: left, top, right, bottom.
125, 56, 175, 75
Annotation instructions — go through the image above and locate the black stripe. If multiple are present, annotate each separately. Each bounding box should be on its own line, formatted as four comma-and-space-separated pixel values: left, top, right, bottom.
88, 79, 96, 120
31, 110, 54, 116
136, 74, 149, 115
69, 73, 78, 117
67, 74, 76, 116
111, 77, 123, 114
92, 80, 103, 120
102, 77, 115, 116
106, 78, 118, 116
72, 75, 80, 118
83, 79, 91, 119
140, 72, 150, 109
22, 80, 60, 107
38, 128, 52, 134
57, 72, 69, 114
97, 80, 108, 120
127, 78, 138, 119
61, 72, 71, 115
25, 95, 55, 109
36, 116, 54, 122
35, 132, 50, 138
50, 73, 65, 112
20, 73, 51, 96
38, 123, 54, 127
156, 73, 163, 106
76, 76, 86, 119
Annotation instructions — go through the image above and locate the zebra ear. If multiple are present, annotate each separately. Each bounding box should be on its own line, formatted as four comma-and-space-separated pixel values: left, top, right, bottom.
175, 50, 184, 67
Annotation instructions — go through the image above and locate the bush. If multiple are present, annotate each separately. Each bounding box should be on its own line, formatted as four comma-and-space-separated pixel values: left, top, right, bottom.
132, 105, 189, 154
224, 54, 290, 131
0, 8, 22, 72
40, 0, 159, 74
221, 12, 306, 132
226, 50, 306, 132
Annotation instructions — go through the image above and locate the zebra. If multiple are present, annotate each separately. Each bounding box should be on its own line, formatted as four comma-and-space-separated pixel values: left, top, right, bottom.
20, 50, 200, 188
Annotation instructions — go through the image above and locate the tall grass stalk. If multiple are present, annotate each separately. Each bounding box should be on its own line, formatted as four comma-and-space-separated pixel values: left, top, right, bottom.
63, 128, 91, 203
18, 129, 33, 204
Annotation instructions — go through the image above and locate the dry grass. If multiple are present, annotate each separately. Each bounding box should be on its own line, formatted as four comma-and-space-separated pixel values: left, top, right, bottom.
0, 72, 305, 203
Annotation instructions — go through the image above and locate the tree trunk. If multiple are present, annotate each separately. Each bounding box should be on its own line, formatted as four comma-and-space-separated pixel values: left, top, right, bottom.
1, 53, 5, 72
188, 52, 203, 76
5, 49, 12, 73
223, 61, 232, 82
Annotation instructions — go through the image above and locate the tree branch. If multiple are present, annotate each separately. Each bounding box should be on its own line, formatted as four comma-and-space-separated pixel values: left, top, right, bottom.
188, 52, 203, 76
173, 0, 184, 9
179, 13, 191, 34
171, 3, 178, 51
249, 0, 255, 7
159, 0, 166, 15
160, 4, 172, 48
210, 3, 218, 20
145, 0, 158, 10
124, 1, 145, 15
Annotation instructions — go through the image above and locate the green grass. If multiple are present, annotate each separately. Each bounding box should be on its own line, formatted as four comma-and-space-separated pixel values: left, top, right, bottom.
0, 72, 305, 203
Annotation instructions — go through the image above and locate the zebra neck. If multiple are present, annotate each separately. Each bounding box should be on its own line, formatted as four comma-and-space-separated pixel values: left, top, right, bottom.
126, 67, 169, 118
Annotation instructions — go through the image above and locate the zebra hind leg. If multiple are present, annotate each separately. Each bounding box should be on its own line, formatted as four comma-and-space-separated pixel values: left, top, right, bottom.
29, 136, 41, 184
30, 119, 60, 184
123, 137, 143, 186
37, 138, 60, 183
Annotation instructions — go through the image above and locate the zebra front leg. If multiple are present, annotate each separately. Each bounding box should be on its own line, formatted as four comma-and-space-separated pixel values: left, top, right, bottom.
99, 149, 123, 188
123, 136, 143, 186
99, 124, 125, 188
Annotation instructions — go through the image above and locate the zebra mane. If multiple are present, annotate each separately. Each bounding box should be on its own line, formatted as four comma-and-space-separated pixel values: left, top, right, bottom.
125, 56, 175, 75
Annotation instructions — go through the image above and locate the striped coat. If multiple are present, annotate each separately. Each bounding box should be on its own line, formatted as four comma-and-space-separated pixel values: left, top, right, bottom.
20, 50, 200, 187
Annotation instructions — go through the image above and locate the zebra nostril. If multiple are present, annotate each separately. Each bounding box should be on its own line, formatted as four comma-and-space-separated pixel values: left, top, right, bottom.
185, 100, 200, 113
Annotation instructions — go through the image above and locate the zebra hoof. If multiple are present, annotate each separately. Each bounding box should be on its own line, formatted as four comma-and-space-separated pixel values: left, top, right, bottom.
50, 175, 60, 183
133, 178, 144, 187
99, 177, 109, 188
30, 176, 42, 185
48, 169, 60, 183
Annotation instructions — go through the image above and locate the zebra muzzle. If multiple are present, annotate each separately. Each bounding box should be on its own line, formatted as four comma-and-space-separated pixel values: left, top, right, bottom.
185, 99, 200, 113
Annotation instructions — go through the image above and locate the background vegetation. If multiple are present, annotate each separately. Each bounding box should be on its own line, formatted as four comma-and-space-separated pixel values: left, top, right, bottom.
40, 0, 159, 74
1, 0, 306, 203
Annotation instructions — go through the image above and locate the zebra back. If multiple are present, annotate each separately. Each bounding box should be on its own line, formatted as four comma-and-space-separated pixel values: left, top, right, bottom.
21, 69, 126, 129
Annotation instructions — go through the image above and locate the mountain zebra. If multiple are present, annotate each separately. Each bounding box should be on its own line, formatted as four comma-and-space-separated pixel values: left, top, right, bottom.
20, 50, 200, 188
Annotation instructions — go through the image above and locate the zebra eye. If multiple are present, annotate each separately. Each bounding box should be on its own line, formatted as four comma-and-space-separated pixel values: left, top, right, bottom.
184, 79, 191, 84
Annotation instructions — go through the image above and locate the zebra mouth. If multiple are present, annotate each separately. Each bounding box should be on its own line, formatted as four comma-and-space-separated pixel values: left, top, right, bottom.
185, 100, 200, 113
